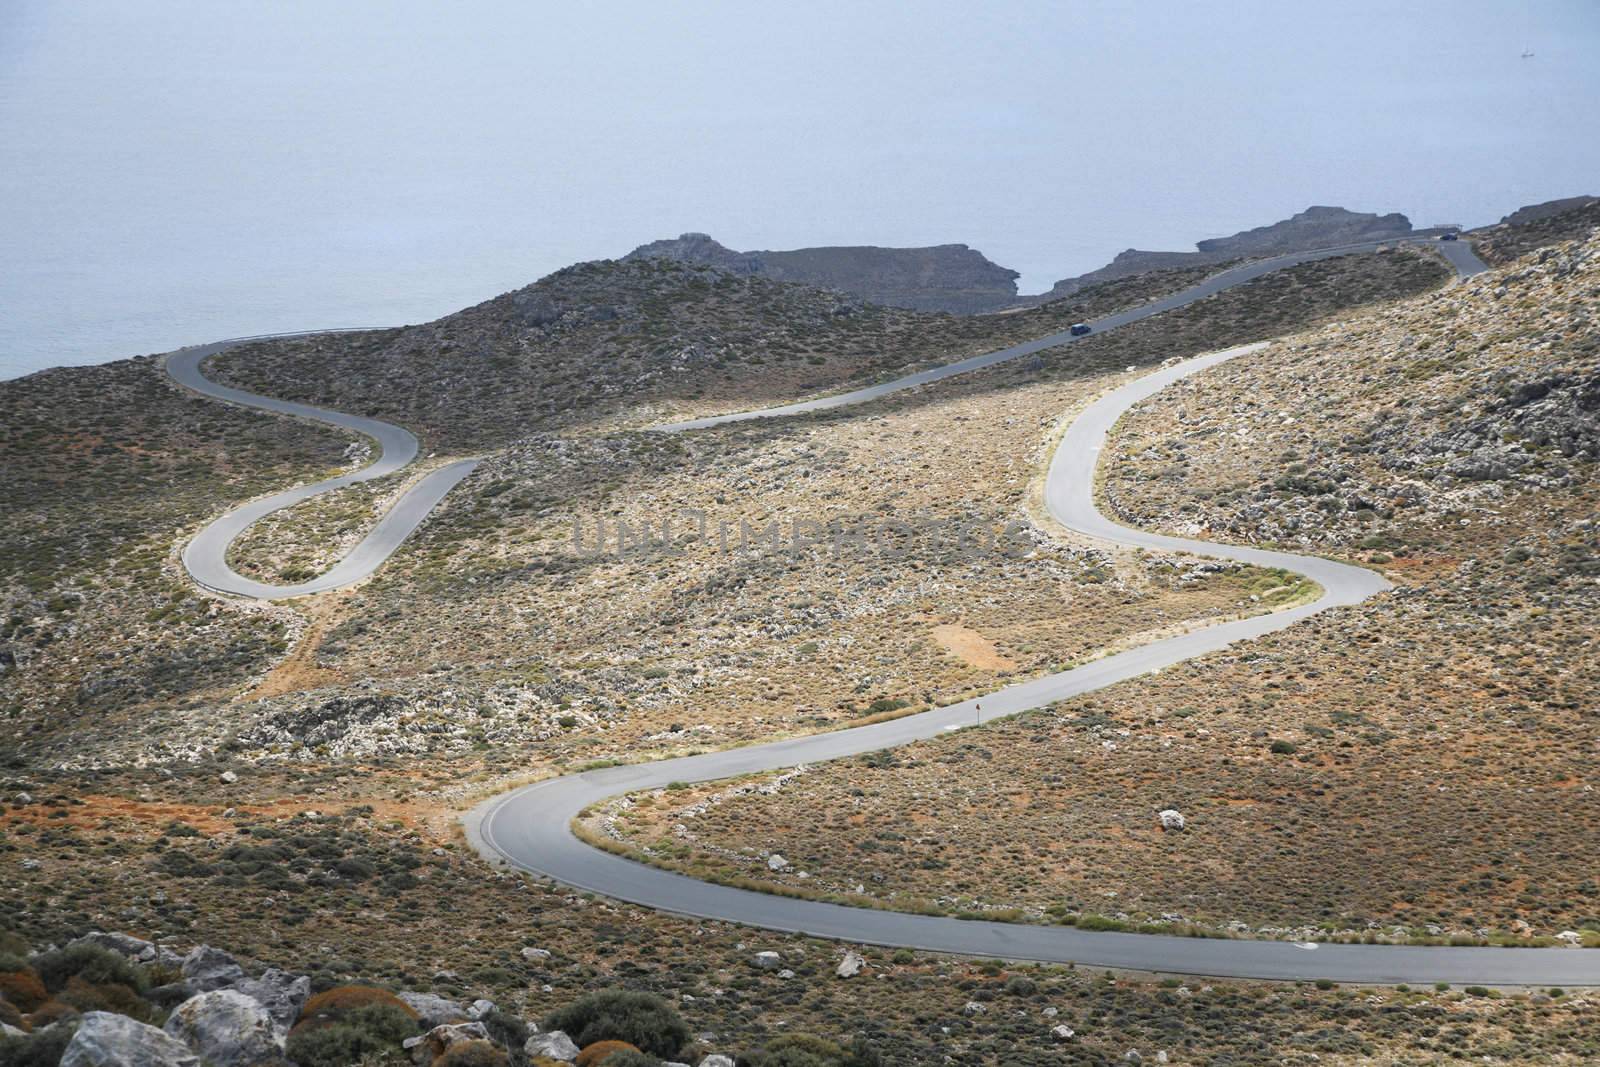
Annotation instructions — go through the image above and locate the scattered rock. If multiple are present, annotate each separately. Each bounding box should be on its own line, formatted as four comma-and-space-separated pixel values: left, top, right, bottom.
406, 1021, 489, 1065
1051, 1024, 1075, 1041
525, 1029, 580, 1062
180, 946, 245, 993
698, 1057, 736, 1067
218, 771, 238, 784
766, 854, 789, 872
231, 969, 310, 1033
70, 931, 155, 960
835, 951, 865, 978
519, 946, 552, 962
398, 992, 468, 1029
62, 1011, 201, 1067
162, 990, 282, 1067
753, 951, 782, 970
1158, 809, 1186, 832
466, 998, 496, 1020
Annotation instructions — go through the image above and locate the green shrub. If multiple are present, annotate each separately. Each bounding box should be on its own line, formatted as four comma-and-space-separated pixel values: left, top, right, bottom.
480, 1007, 529, 1049
0, 1022, 78, 1067
286, 1023, 391, 1067
1269, 739, 1298, 755
745, 1033, 881, 1067
1004, 975, 1037, 996
31, 943, 146, 994
543, 990, 689, 1059
285, 1001, 418, 1067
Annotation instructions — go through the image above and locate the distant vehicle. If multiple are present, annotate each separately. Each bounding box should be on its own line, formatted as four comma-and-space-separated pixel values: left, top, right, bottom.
1070, 323, 1092, 336
1439, 232, 1459, 241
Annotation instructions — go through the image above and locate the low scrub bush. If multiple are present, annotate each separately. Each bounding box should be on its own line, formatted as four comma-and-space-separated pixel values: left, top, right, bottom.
0, 1023, 77, 1067
544, 990, 688, 1059
31, 944, 146, 995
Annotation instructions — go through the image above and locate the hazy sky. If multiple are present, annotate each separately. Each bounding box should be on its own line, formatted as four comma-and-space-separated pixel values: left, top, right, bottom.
2, 0, 1597, 375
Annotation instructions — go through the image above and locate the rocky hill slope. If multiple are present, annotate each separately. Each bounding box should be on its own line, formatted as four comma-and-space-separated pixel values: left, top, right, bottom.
597, 229, 1600, 950
1473, 195, 1600, 265
623, 233, 1021, 314
1028, 205, 1422, 302
199, 255, 1229, 454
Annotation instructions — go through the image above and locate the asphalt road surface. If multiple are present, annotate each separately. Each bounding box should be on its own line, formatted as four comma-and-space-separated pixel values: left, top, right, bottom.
168, 237, 1484, 599
166, 336, 480, 598
164, 237, 1598, 983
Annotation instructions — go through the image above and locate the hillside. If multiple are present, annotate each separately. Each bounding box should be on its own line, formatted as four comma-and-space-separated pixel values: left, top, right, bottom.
1028, 205, 1423, 301
624, 232, 1022, 314
199, 255, 1228, 453
1473, 195, 1600, 265
568, 233, 1600, 947
4, 220, 1596, 1067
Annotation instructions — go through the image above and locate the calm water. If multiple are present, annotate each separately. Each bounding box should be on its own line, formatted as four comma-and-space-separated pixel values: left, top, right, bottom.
4, 2, 1596, 381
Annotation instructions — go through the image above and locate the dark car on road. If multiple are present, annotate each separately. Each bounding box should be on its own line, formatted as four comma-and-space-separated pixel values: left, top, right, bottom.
1439, 232, 1459, 241
1070, 322, 1092, 336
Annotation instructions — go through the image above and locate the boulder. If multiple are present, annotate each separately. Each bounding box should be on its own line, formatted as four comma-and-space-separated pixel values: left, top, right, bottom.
835, 951, 864, 978
698, 1058, 736, 1067
520, 946, 553, 962
1051, 1024, 1075, 1041
766, 854, 789, 872
231, 969, 310, 1033
163, 990, 281, 1067
753, 951, 782, 970
404, 1021, 489, 1065
62, 1011, 201, 1067
70, 932, 155, 960
398, 991, 468, 1028
1157, 809, 1186, 832
525, 1029, 580, 1062
466, 998, 496, 1020
181, 946, 245, 992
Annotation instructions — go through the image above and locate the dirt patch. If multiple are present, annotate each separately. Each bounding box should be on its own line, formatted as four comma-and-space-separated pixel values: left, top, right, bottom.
930, 623, 1016, 670
245, 592, 352, 700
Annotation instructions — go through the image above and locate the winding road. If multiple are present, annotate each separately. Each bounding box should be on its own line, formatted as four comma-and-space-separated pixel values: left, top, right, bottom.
164, 236, 1600, 984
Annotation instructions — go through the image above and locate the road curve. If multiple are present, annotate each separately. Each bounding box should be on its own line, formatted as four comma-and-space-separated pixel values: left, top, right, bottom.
469, 242, 1599, 985
660, 236, 1487, 431
169, 238, 1483, 599
166, 336, 481, 598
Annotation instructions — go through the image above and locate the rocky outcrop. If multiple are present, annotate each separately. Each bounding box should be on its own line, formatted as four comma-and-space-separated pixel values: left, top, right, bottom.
1475, 196, 1600, 265
1032, 206, 1420, 301
525, 1029, 580, 1061
162, 990, 282, 1067
404, 1021, 490, 1064
1497, 195, 1598, 227
231, 969, 310, 1033
625, 233, 1021, 314
61, 1012, 200, 1067
180, 946, 245, 993
398, 991, 468, 1029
